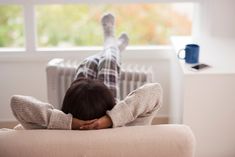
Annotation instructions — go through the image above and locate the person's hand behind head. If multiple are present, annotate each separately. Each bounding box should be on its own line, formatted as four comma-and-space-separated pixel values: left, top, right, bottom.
79, 115, 113, 130
72, 118, 97, 130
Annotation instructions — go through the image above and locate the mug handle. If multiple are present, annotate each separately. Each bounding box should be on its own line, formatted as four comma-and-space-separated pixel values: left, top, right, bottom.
177, 48, 185, 60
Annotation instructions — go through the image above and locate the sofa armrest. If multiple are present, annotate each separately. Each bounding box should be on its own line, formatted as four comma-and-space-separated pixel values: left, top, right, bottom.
0, 124, 195, 157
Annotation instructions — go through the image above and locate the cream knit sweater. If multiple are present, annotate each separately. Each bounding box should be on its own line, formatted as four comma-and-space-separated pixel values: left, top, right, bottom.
11, 83, 162, 130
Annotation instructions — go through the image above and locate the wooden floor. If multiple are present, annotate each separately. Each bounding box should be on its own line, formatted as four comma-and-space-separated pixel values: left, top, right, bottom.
152, 116, 169, 125
0, 121, 19, 129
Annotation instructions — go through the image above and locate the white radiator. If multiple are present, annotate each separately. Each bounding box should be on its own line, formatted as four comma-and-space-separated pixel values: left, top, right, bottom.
46, 58, 153, 109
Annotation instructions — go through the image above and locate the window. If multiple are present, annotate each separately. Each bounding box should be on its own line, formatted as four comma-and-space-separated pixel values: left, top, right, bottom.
0, 2, 194, 50
0, 5, 24, 48
36, 3, 194, 48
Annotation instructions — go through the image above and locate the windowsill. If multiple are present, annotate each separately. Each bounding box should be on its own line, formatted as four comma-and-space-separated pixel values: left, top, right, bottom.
0, 45, 171, 52
0, 45, 172, 62
0, 48, 25, 52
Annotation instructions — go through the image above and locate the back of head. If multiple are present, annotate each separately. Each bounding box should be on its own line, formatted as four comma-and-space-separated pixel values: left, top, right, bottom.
62, 78, 115, 120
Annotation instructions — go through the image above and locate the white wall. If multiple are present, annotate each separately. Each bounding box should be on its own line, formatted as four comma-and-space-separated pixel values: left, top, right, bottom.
194, 0, 235, 39
0, 49, 172, 121
0, 59, 47, 121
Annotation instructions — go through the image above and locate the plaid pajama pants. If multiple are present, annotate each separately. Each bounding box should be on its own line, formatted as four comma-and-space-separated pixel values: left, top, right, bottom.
74, 46, 120, 99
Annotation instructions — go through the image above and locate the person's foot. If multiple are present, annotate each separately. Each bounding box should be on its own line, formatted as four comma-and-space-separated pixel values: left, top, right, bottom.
118, 33, 129, 52
101, 13, 115, 39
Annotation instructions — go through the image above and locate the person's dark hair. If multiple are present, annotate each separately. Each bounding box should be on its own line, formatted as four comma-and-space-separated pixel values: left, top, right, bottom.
61, 78, 116, 120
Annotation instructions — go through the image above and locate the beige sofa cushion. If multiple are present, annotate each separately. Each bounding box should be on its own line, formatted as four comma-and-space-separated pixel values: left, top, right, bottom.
0, 124, 195, 157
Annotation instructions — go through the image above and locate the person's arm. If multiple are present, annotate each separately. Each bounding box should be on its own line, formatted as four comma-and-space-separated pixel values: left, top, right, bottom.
11, 95, 73, 130
106, 83, 163, 127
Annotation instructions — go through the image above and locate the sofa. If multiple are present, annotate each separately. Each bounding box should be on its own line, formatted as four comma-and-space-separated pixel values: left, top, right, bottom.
0, 124, 195, 157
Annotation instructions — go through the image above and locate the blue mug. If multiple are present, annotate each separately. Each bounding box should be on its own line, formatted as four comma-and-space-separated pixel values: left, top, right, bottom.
178, 44, 200, 64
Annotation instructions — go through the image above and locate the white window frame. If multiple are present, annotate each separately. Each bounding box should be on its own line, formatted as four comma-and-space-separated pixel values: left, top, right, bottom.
0, 0, 197, 56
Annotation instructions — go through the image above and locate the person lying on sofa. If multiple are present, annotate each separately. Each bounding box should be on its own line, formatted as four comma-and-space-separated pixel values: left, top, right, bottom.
10, 13, 162, 130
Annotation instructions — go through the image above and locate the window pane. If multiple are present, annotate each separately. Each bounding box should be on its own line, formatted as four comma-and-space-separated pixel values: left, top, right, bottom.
36, 3, 193, 47
0, 5, 24, 48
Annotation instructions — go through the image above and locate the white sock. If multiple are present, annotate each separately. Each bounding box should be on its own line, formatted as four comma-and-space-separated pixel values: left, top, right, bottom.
118, 33, 129, 52
101, 13, 115, 40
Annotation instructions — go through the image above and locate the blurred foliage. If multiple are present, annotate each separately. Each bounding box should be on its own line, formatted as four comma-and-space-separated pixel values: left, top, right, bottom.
37, 4, 192, 47
0, 4, 192, 48
0, 5, 24, 47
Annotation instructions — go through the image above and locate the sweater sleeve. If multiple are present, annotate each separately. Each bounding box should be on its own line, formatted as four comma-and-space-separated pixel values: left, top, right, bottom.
106, 83, 162, 127
10, 95, 72, 130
